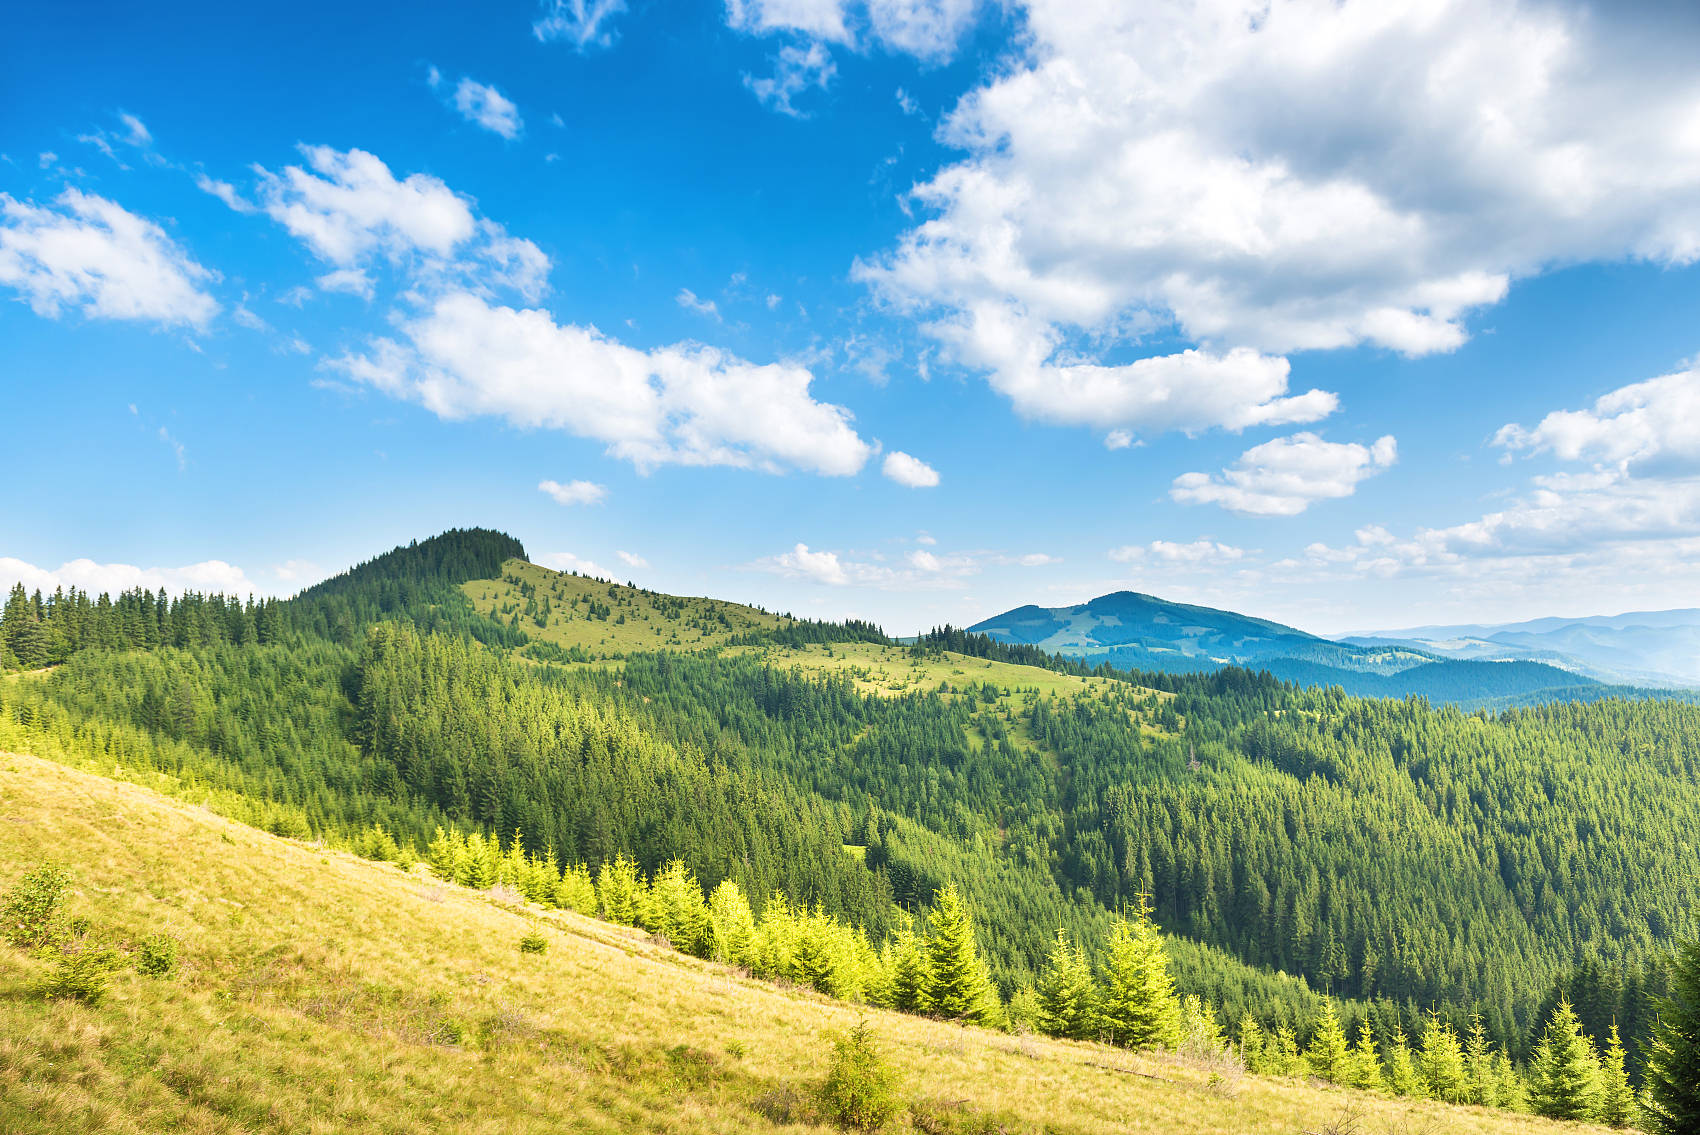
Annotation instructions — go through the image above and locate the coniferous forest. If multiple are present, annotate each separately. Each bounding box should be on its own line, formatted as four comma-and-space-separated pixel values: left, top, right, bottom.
3, 528, 1698, 1127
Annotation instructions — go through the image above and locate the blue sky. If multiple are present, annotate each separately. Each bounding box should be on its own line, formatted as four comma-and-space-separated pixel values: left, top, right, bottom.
6, 0, 1700, 635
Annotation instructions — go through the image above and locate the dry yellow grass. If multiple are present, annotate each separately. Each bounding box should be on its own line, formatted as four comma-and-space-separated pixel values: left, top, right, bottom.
0, 751, 1612, 1135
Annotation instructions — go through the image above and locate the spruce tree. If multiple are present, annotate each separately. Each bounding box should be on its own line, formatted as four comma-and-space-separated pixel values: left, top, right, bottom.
1346, 1019, 1385, 1093
885, 912, 929, 1014
921, 885, 996, 1024
1384, 1026, 1423, 1098
1238, 1012, 1268, 1073
1306, 998, 1350, 1083
1463, 1010, 1496, 1107
1527, 998, 1604, 1122
1096, 894, 1181, 1050
1598, 1022, 1635, 1129
596, 854, 641, 925
1417, 1013, 1469, 1103
1642, 938, 1700, 1135
1036, 927, 1098, 1040
706, 879, 756, 967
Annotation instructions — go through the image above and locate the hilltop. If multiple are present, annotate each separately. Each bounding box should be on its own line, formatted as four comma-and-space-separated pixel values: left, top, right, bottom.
0, 751, 1614, 1135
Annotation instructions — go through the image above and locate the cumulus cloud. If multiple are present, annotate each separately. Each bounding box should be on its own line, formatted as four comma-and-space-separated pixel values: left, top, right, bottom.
250, 146, 549, 301
539, 478, 608, 506
765, 542, 859, 586
0, 556, 262, 598
726, 0, 978, 59
754, 539, 1053, 588
326, 290, 873, 476
1173, 433, 1397, 516
436, 74, 524, 139
616, 550, 648, 568
316, 267, 374, 298
856, 0, 1700, 437
1495, 363, 1700, 476
1110, 540, 1246, 566
537, 551, 614, 579
1296, 365, 1700, 599
0, 189, 219, 328
882, 450, 939, 487
534, 0, 628, 49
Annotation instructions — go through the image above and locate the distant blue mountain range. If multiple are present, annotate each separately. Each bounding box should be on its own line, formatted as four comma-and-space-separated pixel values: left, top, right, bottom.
968, 591, 1700, 707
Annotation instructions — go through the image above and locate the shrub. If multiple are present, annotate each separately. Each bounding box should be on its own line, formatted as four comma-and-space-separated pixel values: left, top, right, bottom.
43, 942, 122, 1003
135, 932, 179, 978
819, 1019, 900, 1130
518, 927, 548, 954
3, 862, 70, 948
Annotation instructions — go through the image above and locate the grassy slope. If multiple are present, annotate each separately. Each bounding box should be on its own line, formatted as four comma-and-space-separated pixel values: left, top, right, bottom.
464, 558, 786, 654
0, 751, 1607, 1135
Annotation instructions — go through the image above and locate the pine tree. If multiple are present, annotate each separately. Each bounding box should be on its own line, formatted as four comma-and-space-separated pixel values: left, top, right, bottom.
921, 885, 996, 1024
1598, 1022, 1635, 1129
1418, 1013, 1469, 1103
1306, 998, 1350, 1083
1384, 1025, 1423, 1098
1527, 998, 1604, 1122
1036, 927, 1098, 1040
1096, 894, 1181, 1050
1642, 938, 1700, 1135
1345, 1019, 1385, 1093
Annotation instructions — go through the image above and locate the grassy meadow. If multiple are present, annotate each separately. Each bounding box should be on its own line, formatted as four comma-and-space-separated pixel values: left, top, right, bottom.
0, 750, 1616, 1135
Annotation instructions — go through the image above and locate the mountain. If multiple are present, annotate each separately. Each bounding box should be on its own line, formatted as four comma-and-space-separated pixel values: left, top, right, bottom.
1348, 609, 1700, 688
965, 591, 1624, 706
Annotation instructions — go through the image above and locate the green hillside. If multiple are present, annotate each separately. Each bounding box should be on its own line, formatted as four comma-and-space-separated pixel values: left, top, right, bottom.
1, 528, 1696, 1123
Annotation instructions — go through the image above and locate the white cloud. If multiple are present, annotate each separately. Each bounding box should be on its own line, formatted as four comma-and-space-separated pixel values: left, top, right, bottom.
449, 77, 524, 140
534, 0, 627, 49
745, 41, 836, 118
537, 550, 614, 579
0, 556, 261, 598
617, 550, 649, 568
195, 173, 258, 214
882, 450, 939, 487
726, 0, 977, 59
1173, 433, 1397, 517
232, 302, 270, 332
1494, 363, 1700, 476
856, 0, 1700, 437
251, 146, 548, 301
726, 0, 852, 42
755, 539, 1051, 589
676, 287, 721, 319
256, 146, 477, 266
1110, 539, 1246, 566
863, 0, 977, 60
118, 113, 152, 148
327, 290, 874, 476
538, 478, 608, 506
316, 267, 374, 298
0, 188, 218, 328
